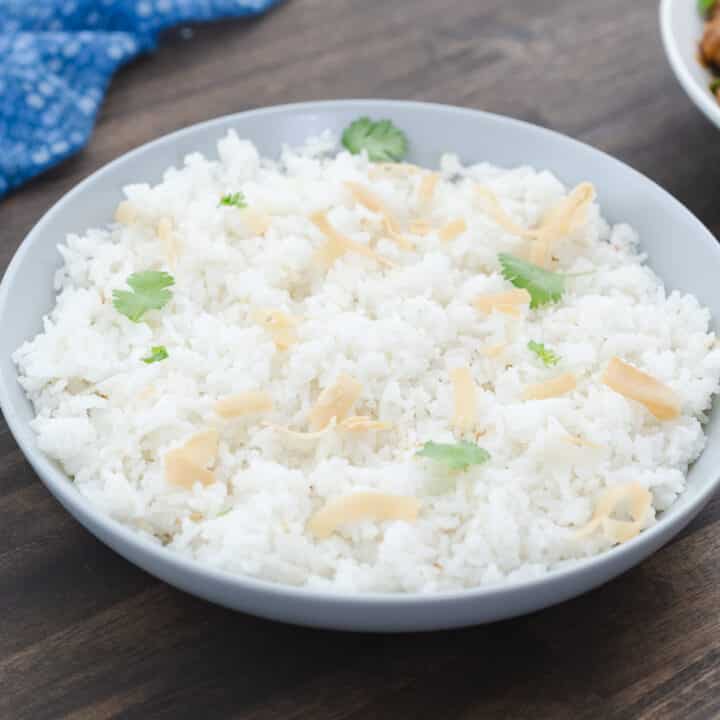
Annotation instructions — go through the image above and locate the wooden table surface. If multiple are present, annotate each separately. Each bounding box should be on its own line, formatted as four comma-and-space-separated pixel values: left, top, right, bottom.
3, 1, 720, 717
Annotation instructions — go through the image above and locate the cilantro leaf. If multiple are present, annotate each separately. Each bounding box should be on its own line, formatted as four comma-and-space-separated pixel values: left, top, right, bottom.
341, 117, 409, 162
528, 340, 561, 367
699, 0, 717, 17
142, 345, 168, 364
416, 441, 490, 471
112, 271, 174, 323
498, 253, 565, 308
219, 192, 247, 208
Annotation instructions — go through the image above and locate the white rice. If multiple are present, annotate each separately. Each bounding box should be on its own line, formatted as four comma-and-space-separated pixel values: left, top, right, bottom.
14, 130, 720, 593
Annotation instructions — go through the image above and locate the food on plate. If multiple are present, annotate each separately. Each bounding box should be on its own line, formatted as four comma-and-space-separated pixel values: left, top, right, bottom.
699, 0, 720, 103
13, 117, 720, 593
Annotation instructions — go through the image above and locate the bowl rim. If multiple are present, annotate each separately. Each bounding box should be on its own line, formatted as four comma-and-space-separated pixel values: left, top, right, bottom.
660, 0, 720, 129
2, 98, 720, 607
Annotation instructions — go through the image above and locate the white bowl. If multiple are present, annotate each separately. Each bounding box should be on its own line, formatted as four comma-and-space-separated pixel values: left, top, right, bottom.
2, 100, 720, 632
661, 0, 720, 128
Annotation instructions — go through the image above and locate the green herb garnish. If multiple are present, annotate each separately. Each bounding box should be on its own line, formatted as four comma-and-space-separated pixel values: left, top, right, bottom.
142, 345, 168, 364
112, 271, 174, 323
416, 441, 490, 471
499, 253, 566, 308
219, 192, 247, 208
528, 340, 561, 367
699, 0, 717, 17
711, 78, 720, 94
341, 117, 408, 162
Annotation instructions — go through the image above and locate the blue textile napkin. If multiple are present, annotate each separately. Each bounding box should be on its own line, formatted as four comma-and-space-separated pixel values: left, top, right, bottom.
0, 0, 282, 198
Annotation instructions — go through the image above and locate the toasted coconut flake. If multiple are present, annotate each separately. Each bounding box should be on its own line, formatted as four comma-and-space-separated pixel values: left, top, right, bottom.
539, 182, 595, 242
602, 357, 680, 420
531, 183, 595, 267
182, 429, 219, 468
368, 162, 422, 180
418, 172, 439, 210
309, 492, 420, 539
164, 429, 219, 489
576, 482, 652, 544
474, 289, 531, 316
381, 216, 413, 251
265, 421, 335, 441
253, 308, 299, 350
474, 183, 595, 261
165, 450, 215, 489
114, 201, 137, 225
523, 372, 577, 400
215, 391, 273, 419
268, 415, 390, 439
529, 238, 549, 267
345, 181, 388, 215
311, 211, 394, 268
496, 305, 522, 317
408, 220, 433, 236
310, 374, 362, 431
450, 367, 476, 433
312, 211, 346, 266
240, 207, 271, 236
480, 343, 507, 358
156, 217, 179, 268
345, 182, 412, 250
475, 186, 537, 239
438, 218, 467, 243
339, 415, 393, 432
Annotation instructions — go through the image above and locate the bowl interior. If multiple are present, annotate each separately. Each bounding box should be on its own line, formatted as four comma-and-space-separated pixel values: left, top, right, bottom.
661, 0, 720, 128
2, 101, 720, 623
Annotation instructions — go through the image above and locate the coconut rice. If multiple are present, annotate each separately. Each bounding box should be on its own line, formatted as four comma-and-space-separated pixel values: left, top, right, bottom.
13, 129, 720, 593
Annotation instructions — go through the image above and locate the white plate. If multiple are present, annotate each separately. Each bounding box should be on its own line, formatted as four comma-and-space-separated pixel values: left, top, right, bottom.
2, 100, 720, 631
661, 0, 720, 128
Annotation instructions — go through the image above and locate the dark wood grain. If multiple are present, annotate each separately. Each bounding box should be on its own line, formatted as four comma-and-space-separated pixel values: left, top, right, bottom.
2, 1, 720, 717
